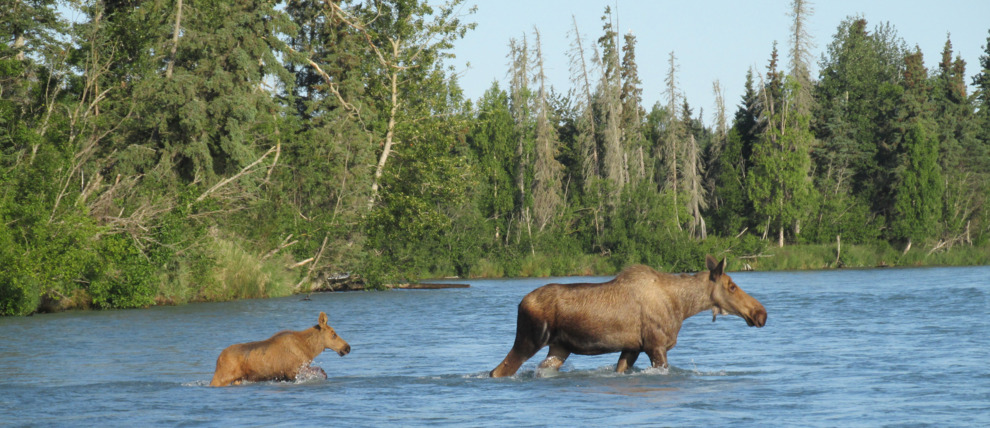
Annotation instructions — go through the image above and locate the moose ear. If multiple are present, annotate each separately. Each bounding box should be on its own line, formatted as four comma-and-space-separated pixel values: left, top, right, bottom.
318, 312, 328, 327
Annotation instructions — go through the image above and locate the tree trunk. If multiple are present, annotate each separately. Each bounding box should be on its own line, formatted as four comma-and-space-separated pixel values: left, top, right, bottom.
13, 33, 25, 61
835, 234, 841, 266
166, 0, 183, 79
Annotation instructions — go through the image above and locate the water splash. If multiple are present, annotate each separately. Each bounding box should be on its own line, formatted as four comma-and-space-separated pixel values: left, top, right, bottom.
294, 364, 328, 384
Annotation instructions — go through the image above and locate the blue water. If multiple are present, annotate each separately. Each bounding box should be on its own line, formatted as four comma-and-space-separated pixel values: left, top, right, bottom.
1, 266, 989, 426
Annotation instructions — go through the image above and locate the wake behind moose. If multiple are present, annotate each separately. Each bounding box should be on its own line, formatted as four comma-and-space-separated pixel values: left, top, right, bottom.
210, 311, 350, 387
489, 255, 766, 377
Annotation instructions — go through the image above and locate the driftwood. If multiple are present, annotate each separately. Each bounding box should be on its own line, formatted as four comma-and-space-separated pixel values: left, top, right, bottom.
305, 273, 469, 292
394, 283, 469, 290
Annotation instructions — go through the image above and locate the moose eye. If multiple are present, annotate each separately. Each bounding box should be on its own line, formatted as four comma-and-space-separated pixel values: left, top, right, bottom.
728, 283, 737, 292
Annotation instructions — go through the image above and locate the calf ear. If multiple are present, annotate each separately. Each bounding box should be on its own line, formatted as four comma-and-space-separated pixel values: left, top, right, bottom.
705, 254, 717, 271
318, 312, 328, 327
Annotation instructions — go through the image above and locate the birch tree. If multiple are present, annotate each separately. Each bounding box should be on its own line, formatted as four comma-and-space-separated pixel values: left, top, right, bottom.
325, 1, 475, 208
748, 44, 814, 247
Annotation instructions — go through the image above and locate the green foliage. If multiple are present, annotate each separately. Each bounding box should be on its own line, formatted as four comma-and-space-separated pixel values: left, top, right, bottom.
366, 114, 477, 281
2, 3, 989, 316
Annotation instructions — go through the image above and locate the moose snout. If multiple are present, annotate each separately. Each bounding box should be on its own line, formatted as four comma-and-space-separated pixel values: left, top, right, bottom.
751, 307, 767, 328
337, 344, 351, 357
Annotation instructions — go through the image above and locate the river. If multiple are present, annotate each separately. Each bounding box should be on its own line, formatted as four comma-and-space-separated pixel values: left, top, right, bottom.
1, 266, 988, 426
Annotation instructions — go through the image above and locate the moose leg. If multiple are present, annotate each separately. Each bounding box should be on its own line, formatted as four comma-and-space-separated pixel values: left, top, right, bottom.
537, 345, 571, 371
615, 350, 640, 373
490, 342, 542, 378
490, 323, 546, 378
645, 347, 669, 370
490, 304, 550, 378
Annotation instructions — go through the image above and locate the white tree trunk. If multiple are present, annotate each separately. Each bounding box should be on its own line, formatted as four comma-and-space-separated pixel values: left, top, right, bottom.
368, 70, 399, 209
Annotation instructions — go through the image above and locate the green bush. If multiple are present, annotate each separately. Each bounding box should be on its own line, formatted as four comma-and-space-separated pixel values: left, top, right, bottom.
89, 233, 156, 309
0, 242, 40, 316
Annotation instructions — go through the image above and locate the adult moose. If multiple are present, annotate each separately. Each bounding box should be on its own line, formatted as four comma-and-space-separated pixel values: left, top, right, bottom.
210, 312, 351, 387
489, 255, 766, 377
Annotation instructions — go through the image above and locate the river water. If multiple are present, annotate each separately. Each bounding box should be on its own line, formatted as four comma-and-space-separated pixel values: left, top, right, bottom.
1, 266, 988, 426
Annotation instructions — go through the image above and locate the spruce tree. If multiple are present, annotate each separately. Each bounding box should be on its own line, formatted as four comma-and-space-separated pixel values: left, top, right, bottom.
469, 83, 516, 244
621, 32, 648, 182
567, 15, 600, 190
530, 28, 564, 232
890, 49, 942, 250
566, 15, 605, 248
973, 30, 990, 147
507, 35, 534, 245
596, 7, 625, 204
661, 51, 682, 228
788, 0, 815, 116
932, 36, 982, 243
815, 18, 907, 216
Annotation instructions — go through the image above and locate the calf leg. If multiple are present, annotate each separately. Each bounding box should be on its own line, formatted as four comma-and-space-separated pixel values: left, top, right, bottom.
615, 350, 640, 373
537, 345, 571, 371
210, 352, 242, 387
210, 368, 242, 387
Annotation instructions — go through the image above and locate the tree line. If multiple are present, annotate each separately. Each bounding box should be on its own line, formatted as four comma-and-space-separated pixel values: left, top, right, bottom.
2, 0, 989, 315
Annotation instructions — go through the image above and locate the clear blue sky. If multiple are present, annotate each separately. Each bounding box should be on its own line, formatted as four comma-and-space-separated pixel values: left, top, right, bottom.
449, 0, 990, 126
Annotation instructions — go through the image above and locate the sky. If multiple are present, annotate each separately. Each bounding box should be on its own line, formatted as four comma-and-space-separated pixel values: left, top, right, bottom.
448, 0, 990, 125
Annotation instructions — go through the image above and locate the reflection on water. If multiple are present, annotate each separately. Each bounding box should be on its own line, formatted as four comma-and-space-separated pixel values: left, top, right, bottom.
0, 266, 988, 426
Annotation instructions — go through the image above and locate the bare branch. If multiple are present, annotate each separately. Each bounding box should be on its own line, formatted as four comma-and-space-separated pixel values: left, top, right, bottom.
192, 145, 278, 207
294, 234, 329, 290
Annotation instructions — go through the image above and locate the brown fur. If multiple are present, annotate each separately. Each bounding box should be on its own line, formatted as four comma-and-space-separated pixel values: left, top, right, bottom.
489, 255, 767, 377
210, 312, 351, 387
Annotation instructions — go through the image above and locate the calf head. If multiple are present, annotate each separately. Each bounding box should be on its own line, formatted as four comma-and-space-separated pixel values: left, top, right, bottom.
706, 255, 767, 328
316, 312, 351, 356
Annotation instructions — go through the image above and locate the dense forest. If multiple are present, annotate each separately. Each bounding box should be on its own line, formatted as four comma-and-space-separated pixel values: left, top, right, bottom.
2, 0, 989, 315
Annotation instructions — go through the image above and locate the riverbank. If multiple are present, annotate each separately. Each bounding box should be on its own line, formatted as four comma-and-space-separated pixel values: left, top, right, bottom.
462, 242, 990, 279
17, 242, 990, 315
